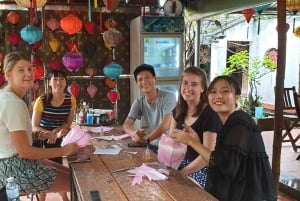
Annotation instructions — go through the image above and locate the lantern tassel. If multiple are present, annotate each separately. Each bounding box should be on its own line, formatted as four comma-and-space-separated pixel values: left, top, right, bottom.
293, 16, 296, 33
88, 0, 91, 21
257, 15, 261, 35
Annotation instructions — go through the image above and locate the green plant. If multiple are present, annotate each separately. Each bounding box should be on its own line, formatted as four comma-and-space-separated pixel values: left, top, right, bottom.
222, 50, 276, 115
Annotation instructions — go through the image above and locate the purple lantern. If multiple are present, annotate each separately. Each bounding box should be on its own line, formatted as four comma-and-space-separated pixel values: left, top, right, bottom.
62, 47, 83, 72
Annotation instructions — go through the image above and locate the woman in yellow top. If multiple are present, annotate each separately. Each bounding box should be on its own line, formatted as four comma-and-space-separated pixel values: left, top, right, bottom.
32, 69, 76, 201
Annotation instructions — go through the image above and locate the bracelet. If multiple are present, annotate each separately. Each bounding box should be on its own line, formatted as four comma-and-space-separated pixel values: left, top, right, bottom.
32, 131, 41, 140
38, 131, 43, 140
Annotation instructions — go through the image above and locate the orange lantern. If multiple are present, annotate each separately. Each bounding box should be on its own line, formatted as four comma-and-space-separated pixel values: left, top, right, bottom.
60, 14, 83, 35
48, 38, 60, 52
105, 78, 116, 88
7, 11, 20, 25
286, 0, 300, 11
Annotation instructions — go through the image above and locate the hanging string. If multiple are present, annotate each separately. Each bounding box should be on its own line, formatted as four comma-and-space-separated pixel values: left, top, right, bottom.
247, 25, 249, 39
99, 8, 103, 32
257, 15, 261, 35
88, 0, 91, 21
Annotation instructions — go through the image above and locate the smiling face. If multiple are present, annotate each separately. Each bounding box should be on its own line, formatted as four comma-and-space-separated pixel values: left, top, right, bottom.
5, 59, 34, 92
180, 72, 204, 104
49, 74, 67, 94
136, 70, 156, 94
208, 78, 239, 123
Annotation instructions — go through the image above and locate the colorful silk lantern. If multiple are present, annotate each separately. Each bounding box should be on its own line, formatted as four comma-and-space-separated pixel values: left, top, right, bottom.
20, 25, 43, 45
48, 59, 62, 70
254, 3, 271, 34
104, 18, 117, 29
70, 82, 80, 98
107, 89, 119, 104
15, 0, 47, 8
47, 18, 60, 31
84, 21, 96, 35
62, 45, 83, 73
87, 83, 98, 98
60, 14, 83, 35
286, 0, 300, 32
66, 39, 78, 51
85, 67, 97, 76
103, 61, 123, 80
33, 40, 42, 49
32, 55, 44, 80
0, 73, 4, 87
7, 11, 20, 25
48, 38, 61, 52
105, 78, 116, 88
7, 31, 21, 46
242, 8, 255, 38
103, 28, 123, 47
103, 0, 120, 12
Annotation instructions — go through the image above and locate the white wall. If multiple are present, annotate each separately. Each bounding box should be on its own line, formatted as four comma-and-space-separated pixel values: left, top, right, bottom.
210, 16, 300, 104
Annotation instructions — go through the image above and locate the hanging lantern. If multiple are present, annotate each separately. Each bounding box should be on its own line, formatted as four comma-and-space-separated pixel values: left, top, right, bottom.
20, 25, 43, 45
70, 82, 80, 98
85, 67, 97, 76
66, 39, 78, 51
7, 11, 20, 25
32, 56, 44, 80
60, 14, 83, 35
103, 28, 123, 47
104, 18, 117, 29
103, 0, 120, 12
103, 61, 123, 80
287, 0, 300, 11
33, 40, 42, 49
15, 0, 47, 7
87, 83, 98, 99
242, 8, 255, 38
107, 89, 119, 104
0, 73, 4, 87
254, 3, 271, 34
62, 45, 83, 73
105, 78, 116, 88
84, 21, 96, 35
48, 38, 61, 53
47, 18, 60, 31
48, 59, 62, 70
7, 31, 21, 46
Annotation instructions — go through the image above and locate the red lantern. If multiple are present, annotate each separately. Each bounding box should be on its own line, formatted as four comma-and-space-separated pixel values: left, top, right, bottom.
33, 40, 43, 49
7, 32, 21, 46
47, 18, 60, 31
48, 59, 62, 70
84, 21, 96, 35
7, 11, 20, 25
0, 73, 4, 87
60, 14, 83, 35
107, 89, 119, 104
32, 56, 44, 80
70, 82, 80, 98
242, 8, 255, 23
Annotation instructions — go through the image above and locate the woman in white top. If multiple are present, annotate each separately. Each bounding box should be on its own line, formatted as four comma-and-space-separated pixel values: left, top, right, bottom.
0, 52, 78, 201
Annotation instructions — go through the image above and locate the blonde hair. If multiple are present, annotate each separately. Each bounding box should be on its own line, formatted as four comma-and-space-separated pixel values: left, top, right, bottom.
3, 51, 28, 74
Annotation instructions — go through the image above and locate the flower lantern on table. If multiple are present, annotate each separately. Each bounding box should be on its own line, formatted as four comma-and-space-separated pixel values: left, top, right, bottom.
62, 45, 83, 73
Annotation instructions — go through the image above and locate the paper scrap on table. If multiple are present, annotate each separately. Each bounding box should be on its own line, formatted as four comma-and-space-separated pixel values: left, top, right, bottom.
127, 163, 169, 185
91, 134, 130, 141
88, 126, 114, 133
93, 144, 122, 155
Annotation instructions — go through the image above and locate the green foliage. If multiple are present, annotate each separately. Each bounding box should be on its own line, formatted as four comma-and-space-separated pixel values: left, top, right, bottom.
222, 50, 276, 115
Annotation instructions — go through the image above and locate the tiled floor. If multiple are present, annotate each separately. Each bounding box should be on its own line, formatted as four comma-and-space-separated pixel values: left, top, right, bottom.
20, 130, 299, 201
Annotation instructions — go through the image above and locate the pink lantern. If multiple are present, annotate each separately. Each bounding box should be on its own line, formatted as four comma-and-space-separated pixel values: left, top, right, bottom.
62, 45, 83, 73
157, 134, 187, 169
47, 18, 60, 31
87, 83, 97, 98
103, 28, 123, 47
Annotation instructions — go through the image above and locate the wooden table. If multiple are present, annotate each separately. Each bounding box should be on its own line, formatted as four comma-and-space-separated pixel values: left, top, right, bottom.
69, 127, 218, 201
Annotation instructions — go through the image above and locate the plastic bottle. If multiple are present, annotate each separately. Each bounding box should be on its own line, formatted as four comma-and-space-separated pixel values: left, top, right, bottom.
6, 177, 20, 201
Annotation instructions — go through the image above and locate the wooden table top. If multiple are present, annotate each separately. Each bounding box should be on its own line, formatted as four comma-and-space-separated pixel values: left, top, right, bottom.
69, 126, 218, 201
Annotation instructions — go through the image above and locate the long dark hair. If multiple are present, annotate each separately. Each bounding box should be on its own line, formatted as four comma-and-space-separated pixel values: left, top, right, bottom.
44, 70, 68, 105
175, 66, 208, 121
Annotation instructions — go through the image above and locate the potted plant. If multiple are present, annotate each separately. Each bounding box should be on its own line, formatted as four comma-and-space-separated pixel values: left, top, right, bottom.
221, 50, 276, 115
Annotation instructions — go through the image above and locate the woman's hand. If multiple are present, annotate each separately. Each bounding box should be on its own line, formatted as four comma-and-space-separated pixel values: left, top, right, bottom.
62, 143, 79, 156
56, 128, 70, 139
183, 124, 200, 142
39, 131, 57, 144
170, 129, 194, 145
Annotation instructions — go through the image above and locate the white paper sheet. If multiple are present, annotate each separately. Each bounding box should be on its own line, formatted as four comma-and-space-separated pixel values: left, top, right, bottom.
93, 145, 122, 155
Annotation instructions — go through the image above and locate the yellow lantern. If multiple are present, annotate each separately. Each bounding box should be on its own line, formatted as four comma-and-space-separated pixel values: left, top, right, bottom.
286, 0, 300, 11
15, 0, 47, 8
48, 38, 60, 53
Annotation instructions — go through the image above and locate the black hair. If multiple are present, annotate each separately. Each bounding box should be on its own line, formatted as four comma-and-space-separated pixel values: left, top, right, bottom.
208, 75, 241, 95
133, 64, 156, 82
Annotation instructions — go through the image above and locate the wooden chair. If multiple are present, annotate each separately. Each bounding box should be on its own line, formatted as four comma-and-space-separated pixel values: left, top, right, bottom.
281, 86, 300, 152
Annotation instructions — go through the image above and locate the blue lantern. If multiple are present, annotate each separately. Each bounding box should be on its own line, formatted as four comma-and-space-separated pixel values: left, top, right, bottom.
20, 25, 43, 45
103, 61, 123, 80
